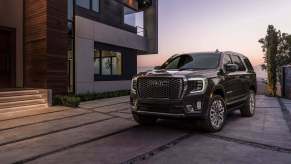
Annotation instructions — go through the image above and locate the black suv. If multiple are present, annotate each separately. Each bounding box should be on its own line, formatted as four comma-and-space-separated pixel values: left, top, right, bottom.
130, 51, 256, 132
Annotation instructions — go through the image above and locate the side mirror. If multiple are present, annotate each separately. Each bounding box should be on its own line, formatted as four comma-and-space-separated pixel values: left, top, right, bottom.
225, 64, 239, 73
154, 66, 162, 70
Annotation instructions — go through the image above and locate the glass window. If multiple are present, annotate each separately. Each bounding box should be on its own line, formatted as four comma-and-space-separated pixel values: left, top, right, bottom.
112, 52, 122, 75
102, 57, 112, 75
76, 0, 90, 9
243, 58, 254, 71
124, 6, 144, 36
94, 49, 122, 76
231, 55, 246, 71
223, 54, 232, 65
164, 57, 181, 69
161, 53, 220, 70
68, 0, 74, 20
92, 0, 99, 12
67, 21, 73, 36
94, 49, 101, 75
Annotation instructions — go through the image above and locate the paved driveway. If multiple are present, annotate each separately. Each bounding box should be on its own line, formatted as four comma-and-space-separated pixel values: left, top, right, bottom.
0, 96, 290, 164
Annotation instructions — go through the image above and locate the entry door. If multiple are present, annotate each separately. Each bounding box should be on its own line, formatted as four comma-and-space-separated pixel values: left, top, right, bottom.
0, 28, 15, 88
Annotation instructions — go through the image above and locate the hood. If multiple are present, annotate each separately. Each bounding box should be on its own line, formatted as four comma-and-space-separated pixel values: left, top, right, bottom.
137, 69, 218, 79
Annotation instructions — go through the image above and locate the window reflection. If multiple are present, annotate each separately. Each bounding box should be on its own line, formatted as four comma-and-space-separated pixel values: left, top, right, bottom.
94, 50, 122, 76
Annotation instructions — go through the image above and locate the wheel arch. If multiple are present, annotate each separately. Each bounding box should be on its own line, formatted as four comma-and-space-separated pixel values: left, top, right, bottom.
211, 85, 226, 99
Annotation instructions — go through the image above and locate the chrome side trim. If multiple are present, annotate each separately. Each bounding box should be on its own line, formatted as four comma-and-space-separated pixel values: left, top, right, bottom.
135, 111, 186, 118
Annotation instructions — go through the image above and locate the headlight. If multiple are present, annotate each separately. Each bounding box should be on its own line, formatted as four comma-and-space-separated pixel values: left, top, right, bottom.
131, 77, 138, 93
188, 78, 208, 94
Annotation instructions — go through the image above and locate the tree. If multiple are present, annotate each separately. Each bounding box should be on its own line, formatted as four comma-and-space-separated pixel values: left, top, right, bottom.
259, 26, 291, 96
258, 25, 280, 96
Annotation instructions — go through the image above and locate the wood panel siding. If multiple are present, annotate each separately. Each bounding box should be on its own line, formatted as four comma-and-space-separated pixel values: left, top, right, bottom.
24, 0, 68, 95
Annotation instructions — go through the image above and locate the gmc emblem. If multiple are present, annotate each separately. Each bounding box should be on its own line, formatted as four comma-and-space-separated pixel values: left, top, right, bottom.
150, 80, 169, 87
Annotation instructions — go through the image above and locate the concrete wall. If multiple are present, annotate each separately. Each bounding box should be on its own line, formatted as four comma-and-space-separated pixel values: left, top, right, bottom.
143, 0, 159, 54
0, 0, 23, 87
76, 16, 148, 51
75, 16, 133, 94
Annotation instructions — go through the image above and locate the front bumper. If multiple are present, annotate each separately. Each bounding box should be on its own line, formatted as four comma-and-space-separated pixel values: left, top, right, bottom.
130, 94, 209, 119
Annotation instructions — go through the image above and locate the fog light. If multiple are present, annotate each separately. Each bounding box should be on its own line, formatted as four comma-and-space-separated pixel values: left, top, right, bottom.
185, 105, 195, 113
132, 100, 138, 111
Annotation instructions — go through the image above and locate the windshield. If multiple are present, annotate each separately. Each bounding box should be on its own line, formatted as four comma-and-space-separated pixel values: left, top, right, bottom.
161, 53, 221, 70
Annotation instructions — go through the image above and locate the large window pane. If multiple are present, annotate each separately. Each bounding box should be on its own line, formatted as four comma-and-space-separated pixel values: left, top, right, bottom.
112, 53, 122, 75
68, 0, 74, 20
124, 6, 144, 36
92, 0, 99, 12
67, 0, 73, 20
102, 58, 112, 75
76, 0, 90, 9
124, 7, 136, 27
94, 58, 100, 75
94, 49, 123, 76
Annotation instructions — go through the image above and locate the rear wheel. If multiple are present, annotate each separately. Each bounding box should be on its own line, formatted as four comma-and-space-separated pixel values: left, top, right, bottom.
202, 95, 226, 132
133, 113, 157, 126
240, 90, 256, 117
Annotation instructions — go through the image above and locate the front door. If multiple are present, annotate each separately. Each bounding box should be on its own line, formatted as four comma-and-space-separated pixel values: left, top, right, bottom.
0, 28, 16, 88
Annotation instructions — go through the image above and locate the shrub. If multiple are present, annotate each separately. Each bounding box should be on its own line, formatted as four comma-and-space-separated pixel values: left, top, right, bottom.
53, 95, 80, 108
77, 90, 130, 102
61, 96, 80, 108
53, 90, 130, 107
53, 95, 63, 106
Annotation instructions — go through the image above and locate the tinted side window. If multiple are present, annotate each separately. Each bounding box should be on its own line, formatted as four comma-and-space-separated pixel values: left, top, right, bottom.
231, 55, 246, 71
223, 54, 232, 65
243, 58, 254, 71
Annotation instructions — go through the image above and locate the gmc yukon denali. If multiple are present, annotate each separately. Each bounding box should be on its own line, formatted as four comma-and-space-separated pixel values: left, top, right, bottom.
130, 51, 257, 132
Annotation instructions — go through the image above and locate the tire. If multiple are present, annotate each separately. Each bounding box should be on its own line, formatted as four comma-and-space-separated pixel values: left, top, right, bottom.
202, 95, 226, 132
133, 113, 157, 126
240, 90, 256, 117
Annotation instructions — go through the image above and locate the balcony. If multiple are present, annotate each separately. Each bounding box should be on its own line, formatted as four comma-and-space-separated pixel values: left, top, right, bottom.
124, 6, 144, 36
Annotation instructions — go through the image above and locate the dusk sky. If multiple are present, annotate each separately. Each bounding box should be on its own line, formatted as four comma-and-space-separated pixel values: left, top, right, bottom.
137, 0, 291, 67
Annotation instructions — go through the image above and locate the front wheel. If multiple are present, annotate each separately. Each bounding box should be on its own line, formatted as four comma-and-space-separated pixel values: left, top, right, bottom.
133, 113, 157, 126
240, 90, 256, 117
201, 95, 226, 132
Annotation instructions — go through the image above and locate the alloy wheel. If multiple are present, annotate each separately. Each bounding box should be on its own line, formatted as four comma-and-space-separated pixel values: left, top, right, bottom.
209, 99, 225, 129
249, 92, 256, 114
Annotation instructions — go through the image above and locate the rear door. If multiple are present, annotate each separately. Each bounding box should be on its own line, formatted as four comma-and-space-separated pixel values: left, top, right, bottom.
230, 55, 248, 99
241, 57, 256, 93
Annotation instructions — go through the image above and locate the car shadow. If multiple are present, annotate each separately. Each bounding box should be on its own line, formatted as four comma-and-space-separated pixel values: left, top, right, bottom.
142, 110, 245, 133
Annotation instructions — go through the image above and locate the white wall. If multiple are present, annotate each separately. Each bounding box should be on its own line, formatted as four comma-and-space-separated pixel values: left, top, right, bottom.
0, 0, 23, 87
75, 16, 135, 94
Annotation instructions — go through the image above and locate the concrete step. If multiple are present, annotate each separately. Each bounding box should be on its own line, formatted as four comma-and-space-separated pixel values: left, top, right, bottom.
0, 104, 48, 114
0, 99, 46, 110
0, 94, 43, 103
0, 90, 40, 97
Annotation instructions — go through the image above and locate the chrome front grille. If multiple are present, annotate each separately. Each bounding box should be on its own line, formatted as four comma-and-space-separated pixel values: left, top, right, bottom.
137, 77, 184, 99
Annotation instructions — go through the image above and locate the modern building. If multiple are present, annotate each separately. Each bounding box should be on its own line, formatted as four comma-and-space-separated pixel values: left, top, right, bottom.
0, 0, 158, 95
